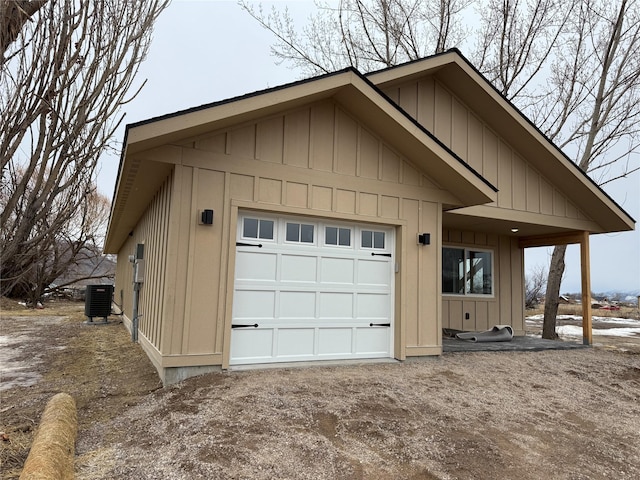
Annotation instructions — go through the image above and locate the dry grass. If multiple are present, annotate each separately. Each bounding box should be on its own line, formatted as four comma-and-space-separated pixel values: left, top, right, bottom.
527, 303, 639, 319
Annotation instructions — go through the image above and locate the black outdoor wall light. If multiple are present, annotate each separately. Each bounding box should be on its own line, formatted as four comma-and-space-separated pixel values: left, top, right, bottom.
200, 209, 214, 225
417, 233, 431, 245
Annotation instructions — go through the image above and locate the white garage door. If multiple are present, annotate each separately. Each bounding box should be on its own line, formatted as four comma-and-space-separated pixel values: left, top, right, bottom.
230, 213, 394, 366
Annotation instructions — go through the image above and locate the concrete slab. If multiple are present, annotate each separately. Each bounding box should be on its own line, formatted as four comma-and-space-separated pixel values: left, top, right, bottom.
443, 335, 588, 353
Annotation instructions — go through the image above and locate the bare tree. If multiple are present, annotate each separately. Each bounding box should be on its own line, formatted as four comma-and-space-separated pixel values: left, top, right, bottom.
1, 0, 169, 304
239, 0, 472, 75
525, 264, 547, 309
242, 0, 640, 339
472, 0, 576, 101
536, 0, 640, 338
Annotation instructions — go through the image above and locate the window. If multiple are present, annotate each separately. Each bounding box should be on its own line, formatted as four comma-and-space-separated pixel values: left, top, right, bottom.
286, 222, 314, 243
442, 247, 493, 295
361, 230, 385, 249
243, 218, 274, 240
325, 226, 351, 246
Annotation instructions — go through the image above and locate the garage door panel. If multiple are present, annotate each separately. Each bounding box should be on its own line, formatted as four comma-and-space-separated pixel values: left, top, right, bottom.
357, 259, 391, 286
233, 290, 275, 319
319, 292, 354, 318
355, 328, 390, 354
357, 293, 389, 318
231, 329, 274, 360
276, 328, 315, 357
279, 291, 316, 318
320, 257, 355, 284
236, 251, 277, 281
318, 328, 353, 355
281, 254, 317, 282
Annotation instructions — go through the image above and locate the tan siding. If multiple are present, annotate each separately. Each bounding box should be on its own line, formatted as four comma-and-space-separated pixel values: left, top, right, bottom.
451, 98, 468, 159
417, 78, 435, 131
442, 228, 524, 333
483, 127, 499, 190
310, 102, 334, 172
335, 109, 358, 176
448, 300, 463, 331
467, 113, 484, 174
256, 117, 284, 163
229, 173, 254, 201
401, 160, 421, 186
228, 125, 255, 159
512, 153, 527, 210
553, 188, 566, 216
285, 181, 308, 208
312, 185, 332, 211
402, 199, 420, 347
399, 83, 418, 119
434, 82, 452, 147
359, 128, 380, 180
283, 109, 310, 168
497, 141, 512, 209
381, 146, 400, 183
384, 76, 593, 224
526, 165, 540, 212
115, 171, 173, 354
258, 178, 283, 205
195, 133, 225, 153
359, 192, 378, 216
419, 201, 440, 346
540, 177, 554, 215
336, 188, 356, 213
183, 168, 226, 354
381, 195, 399, 219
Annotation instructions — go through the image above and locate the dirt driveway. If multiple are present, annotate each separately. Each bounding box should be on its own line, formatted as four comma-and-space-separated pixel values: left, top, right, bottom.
2, 301, 640, 479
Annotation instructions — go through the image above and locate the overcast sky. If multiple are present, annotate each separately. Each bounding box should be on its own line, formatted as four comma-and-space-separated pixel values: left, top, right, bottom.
99, 0, 639, 295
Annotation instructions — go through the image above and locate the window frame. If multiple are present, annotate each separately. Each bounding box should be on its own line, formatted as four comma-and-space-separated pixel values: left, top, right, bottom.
360, 229, 386, 250
285, 221, 316, 245
442, 246, 495, 297
324, 225, 352, 248
240, 217, 277, 242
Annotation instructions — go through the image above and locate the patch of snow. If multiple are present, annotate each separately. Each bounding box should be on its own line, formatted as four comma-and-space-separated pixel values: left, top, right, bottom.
556, 325, 640, 338
526, 315, 640, 326
526, 314, 578, 321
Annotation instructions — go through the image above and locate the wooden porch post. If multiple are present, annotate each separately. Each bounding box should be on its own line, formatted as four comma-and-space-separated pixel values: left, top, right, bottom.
580, 231, 592, 345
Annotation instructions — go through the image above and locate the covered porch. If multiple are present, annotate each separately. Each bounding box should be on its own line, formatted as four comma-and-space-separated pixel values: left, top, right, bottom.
443, 333, 589, 353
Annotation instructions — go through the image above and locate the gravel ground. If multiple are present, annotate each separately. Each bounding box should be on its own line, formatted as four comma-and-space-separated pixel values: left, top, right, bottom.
2, 301, 640, 479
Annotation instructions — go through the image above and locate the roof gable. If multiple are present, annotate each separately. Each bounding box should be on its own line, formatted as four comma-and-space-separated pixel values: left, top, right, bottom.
106, 68, 500, 251
367, 49, 635, 234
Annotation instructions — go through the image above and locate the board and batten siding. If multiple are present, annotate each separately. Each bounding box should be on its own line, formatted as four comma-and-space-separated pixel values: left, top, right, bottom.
381, 77, 590, 221
115, 172, 173, 368
441, 228, 525, 334
122, 98, 454, 369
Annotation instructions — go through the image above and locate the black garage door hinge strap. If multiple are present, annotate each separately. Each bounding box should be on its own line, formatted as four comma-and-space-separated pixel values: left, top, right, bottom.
236, 242, 263, 247
369, 323, 391, 327
371, 253, 392, 257
231, 323, 259, 328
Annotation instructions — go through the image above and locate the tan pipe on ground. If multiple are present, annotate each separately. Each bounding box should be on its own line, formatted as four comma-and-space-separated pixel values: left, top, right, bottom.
20, 393, 77, 480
